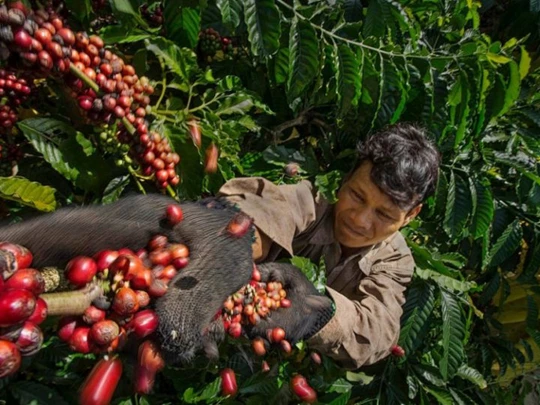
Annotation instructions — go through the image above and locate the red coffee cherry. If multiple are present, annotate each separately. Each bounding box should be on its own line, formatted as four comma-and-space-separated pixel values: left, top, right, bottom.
391, 345, 405, 357
251, 337, 266, 357
0, 289, 36, 327
79, 357, 123, 405
166, 204, 183, 225
65, 256, 98, 287
69, 326, 92, 353
15, 321, 43, 356
227, 212, 253, 238
90, 320, 120, 346
0, 340, 21, 378
4, 269, 45, 295
112, 287, 139, 316
58, 316, 79, 342
27, 298, 47, 325
290, 374, 317, 403
130, 309, 159, 338
271, 327, 286, 343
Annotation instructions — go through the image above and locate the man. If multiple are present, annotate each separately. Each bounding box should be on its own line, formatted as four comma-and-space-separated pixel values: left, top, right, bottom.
0, 123, 439, 369
218, 122, 440, 369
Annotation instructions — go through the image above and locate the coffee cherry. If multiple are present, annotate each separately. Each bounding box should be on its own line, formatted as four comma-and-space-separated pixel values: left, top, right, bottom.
228, 322, 242, 338
65, 256, 98, 287
57, 28, 75, 46
69, 326, 92, 353
166, 204, 183, 225
90, 320, 120, 346
58, 316, 78, 342
227, 212, 253, 238
13, 28, 32, 50
204, 143, 219, 174
138, 340, 164, 373
83, 305, 106, 324
136, 290, 150, 308
4, 268, 45, 295
93, 250, 119, 272
310, 351, 322, 365
15, 321, 43, 356
271, 327, 286, 343
0, 242, 33, 270
220, 368, 237, 397
251, 337, 266, 356
290, 375, 317, 404
0, 289, 36, 327
79, 357, 123, 405
284, 162, 300, 177
280, 339, 292, 354
112, 287, 139, 316
391, 345, 405, 357
0, 340, 21, 378
130, 309, 159, 338
147, 278, 168, 297
27, 298, 47, 325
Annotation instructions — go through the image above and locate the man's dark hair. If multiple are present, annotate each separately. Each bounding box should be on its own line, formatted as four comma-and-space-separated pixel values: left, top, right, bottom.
354, 123, 440, 211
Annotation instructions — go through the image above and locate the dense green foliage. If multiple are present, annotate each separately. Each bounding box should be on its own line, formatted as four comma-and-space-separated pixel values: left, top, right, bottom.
1, 0, 540, 403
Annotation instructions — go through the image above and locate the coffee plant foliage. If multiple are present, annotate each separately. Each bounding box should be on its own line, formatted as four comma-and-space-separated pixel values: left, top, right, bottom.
0, 0, 539, 403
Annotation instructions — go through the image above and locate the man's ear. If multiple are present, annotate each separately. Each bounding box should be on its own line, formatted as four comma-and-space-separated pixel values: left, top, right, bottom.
403, 204, 422, 227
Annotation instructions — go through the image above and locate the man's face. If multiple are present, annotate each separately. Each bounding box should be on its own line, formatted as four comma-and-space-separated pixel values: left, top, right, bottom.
333, 161, 422, 249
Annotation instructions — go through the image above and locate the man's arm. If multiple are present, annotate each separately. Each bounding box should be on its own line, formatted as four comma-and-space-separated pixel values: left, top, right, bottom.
308, 261, 414, 369
252, 227, 271, 262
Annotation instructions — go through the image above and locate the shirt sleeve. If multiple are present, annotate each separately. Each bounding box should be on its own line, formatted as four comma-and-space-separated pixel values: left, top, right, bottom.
217, 177, 318, 256
307, 256, 414, 370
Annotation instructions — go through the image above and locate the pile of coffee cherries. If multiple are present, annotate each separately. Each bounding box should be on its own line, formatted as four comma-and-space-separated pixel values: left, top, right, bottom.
0, 242, 47, 378
0, 1, 180, 188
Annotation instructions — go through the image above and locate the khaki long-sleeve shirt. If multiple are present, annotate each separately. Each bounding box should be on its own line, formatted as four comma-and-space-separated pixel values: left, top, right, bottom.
218, 177, 414, 370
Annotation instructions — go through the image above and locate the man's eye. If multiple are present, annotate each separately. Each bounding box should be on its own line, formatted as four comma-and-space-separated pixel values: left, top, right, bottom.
378, 211, 394, 221
351, 190, 363, 201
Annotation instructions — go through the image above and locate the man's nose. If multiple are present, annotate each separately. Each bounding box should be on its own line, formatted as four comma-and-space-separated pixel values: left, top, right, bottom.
350, 208, 372, 231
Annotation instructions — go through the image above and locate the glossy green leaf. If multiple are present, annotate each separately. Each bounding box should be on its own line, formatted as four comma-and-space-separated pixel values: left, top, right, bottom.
335, 45, 362, 116
102, 175, 130, 204
243, 0, 281, 56
439, 289, 465, 379
164, 3, 201, 48
399, 281, 436, 354
288, 18, 320, 101
10, 381, 69, 405
0, 177, 56, 212
146, 37, 197, 82
470, 176, 494, 239
99, 26, 151, 44
444, 172, 472, 239
217, 0, 242, 27
456, 365, 487, 389
487, 220, 522, 267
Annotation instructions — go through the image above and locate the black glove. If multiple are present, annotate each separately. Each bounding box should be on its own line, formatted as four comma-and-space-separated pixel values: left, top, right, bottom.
0, 194, 254, 364
247, 262, 334, 345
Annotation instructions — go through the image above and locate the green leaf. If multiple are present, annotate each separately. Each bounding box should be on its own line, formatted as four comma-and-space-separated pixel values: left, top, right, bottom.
240, 376, 279, 395
439, 289, 465, 379
344, 0, 364, 22
163, 3, 201, 48
64, 0, 91, 23
399, 281, 436, 354
18, 118, 111, 192
10, 381, 69, 405
243, 0, 281, 57
145, 37, 197, 82
215, 93, 255, 116
415, 268, 477, 293
519, 241, 540, 283
487, 220, 523, 267
109, 0, 149, 28
287, 18, 320, 101
289, 256, 326, 293
315, 171, 343, 204
519, 46, 531, 79
470, 176, 494, 239
363, 0, 391, 38
0, 177, 56, 212
217, 0, 242, 27
501, 60, 521, 115
99, 26, 150, 44
335, 45, 362, 116
102, 175, 130, 204
456, 365, 487, 389
454, 71, 471, 148
444, 172, 471, 239
272, 48, 290, 85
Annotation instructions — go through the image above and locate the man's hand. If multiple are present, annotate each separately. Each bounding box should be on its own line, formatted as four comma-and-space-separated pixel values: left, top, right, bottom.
0, 194, 255, 364
246, 263, 334, 344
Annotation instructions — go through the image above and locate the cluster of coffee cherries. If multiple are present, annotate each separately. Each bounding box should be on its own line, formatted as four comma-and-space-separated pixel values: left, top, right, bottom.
0, 242, 48, 378
0, 68, 32, 130
140, 2, 163, 26
220, 264, 293, 355
57, 204, 187, 355
0, 2, 180, 188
